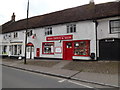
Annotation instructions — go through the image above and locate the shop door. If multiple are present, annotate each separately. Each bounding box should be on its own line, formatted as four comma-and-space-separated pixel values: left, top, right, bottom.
63, 41, 73, 60
99, 39, 120, 60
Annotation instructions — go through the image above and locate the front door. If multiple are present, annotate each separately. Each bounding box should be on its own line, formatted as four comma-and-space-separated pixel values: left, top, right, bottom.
27, 46, 34, 59
63, 41, 73, 60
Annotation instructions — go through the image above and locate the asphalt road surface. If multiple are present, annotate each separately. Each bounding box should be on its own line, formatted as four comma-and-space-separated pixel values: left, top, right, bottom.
2, 66, 118, 90
2, 66, 97, 89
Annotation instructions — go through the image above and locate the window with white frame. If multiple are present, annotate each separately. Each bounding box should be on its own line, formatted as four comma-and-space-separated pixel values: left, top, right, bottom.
27, 30, 33, 37
110, 20, 120, 34
45, 27, 52, 35
10, 45, 22, 55
42, 42, 54, 54
3, 34, 7, 40
13, 32, 18, 38
18, 45, 22, 55
3, 35, 6, 40
67, 24, 76, 33
2, 45, 7, 54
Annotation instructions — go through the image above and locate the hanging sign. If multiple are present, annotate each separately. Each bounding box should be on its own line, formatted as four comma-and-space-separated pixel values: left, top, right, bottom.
46, 35, 73, 41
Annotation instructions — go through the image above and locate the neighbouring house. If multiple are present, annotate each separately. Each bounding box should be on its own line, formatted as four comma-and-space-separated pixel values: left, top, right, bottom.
1, 1, 120, 60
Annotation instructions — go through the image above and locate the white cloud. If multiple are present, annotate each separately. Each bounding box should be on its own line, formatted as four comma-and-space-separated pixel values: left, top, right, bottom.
0, 0, 116, 25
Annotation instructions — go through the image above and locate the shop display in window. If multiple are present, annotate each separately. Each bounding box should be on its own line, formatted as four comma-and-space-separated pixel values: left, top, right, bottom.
42, 42, 54, 54
74, 41, 90, 56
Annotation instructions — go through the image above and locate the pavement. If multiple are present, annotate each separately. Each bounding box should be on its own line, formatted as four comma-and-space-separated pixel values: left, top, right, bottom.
1, 58, 120, 88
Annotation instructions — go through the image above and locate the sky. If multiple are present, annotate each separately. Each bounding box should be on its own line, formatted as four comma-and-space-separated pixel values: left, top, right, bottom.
0, 0, 116, 25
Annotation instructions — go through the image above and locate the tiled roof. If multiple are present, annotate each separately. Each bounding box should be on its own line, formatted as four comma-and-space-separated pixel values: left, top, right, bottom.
2, 1, 120, 33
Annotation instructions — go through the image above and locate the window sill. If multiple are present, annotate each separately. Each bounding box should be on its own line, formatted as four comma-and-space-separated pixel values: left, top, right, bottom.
42, 53, 54, 55
73, 55, 90, 57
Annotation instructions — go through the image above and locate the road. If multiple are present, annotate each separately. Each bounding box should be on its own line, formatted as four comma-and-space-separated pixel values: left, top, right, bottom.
2, 66, 118, 90
2, 66, 96, 88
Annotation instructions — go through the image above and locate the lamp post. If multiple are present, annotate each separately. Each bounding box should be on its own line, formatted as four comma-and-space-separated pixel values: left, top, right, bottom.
24, 0, 29, 64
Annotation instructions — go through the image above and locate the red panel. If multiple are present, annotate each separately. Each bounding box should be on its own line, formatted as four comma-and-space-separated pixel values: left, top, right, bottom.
36, 48, 40, 57
63, 41, 73, 60
26, 43, 34, 46
63, 40, 90, 60
46, 35, 73, 41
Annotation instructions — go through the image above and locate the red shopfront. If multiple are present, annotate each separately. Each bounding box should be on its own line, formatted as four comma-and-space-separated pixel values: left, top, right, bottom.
44, 35, 90, 60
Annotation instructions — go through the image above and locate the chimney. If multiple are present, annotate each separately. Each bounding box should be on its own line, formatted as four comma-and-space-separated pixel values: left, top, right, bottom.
11, 13, 15, 21
89, 0, 95, 4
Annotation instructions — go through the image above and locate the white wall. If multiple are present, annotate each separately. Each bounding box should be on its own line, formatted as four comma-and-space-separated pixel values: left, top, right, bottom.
97, 17, 120, 57
3, 17, 119, 60
1, 30, 25, 57
33, 21, 96, 60
97, 17, 120, 40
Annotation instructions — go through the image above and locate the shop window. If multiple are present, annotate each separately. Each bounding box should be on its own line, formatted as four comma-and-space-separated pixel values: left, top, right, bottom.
18, 45, 22, 55
45, 27, 52, 35
2, 45, 7, 54
10, 45, 14, 55
42, 42, 54, 54
74, 40, 90, 56
67, 24, 76, 33
9, 45, 22, 55
110, 20, 120, 34
14, 45, 17, 55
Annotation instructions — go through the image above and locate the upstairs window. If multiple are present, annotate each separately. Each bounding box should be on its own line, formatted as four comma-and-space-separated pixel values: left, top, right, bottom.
3, 33, 11, 40
67, 24, 76, 33
27, 30, 33, 37
110, 20, 120, 34
45, 27, 52, 35
14, 32, 18, 38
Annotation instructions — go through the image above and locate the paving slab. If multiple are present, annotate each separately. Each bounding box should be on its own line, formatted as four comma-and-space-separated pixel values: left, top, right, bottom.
72, 72, 119, 87
52, 60, 71, 69
13, 64, 78, 77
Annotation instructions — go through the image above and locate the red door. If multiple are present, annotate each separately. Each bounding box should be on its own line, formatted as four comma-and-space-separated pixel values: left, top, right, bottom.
63, 41, 73, 60
36, 48, 40, 57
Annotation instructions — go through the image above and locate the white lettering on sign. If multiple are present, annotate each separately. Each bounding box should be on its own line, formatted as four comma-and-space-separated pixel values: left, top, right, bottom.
46, 35, 73, 41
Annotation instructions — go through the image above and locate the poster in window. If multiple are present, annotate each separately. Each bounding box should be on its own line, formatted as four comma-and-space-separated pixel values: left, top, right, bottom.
55, 47, 62, 54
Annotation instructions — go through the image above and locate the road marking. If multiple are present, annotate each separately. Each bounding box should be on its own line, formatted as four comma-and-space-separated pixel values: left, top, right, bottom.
58, 79, 67, 83
68, 80, 94, 88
